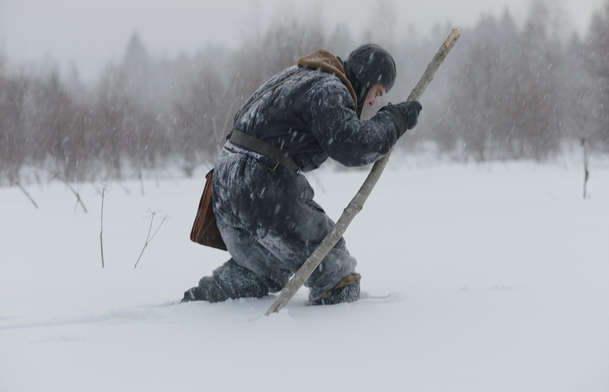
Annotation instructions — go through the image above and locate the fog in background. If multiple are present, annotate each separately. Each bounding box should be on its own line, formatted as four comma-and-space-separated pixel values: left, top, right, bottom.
0, 0, 608, 186
0, 0, 604, 80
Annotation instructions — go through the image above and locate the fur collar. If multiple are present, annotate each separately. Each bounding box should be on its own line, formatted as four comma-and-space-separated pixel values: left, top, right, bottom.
297, 49, 358, 113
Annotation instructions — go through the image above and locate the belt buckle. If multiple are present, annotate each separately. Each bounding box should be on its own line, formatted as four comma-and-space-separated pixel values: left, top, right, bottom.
270, 160, 281, 172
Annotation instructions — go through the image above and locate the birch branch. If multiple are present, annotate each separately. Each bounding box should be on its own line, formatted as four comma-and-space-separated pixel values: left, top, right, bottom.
265, 28, 462, 316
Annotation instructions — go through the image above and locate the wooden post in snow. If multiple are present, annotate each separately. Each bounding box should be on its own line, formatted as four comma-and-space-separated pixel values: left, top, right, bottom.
265, 28, 462, 316
100, 187, 106, 269
581, 137, 590, 199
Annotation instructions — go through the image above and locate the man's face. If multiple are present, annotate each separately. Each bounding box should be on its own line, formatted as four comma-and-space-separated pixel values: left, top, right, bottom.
364, 84, 387, 107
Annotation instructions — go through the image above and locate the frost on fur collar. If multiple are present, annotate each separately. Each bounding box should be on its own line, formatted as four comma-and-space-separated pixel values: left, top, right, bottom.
297, 49, 358, 114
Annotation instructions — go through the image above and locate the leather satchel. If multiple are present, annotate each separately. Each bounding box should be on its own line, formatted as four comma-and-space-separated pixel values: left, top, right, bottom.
190, 170, 227, 250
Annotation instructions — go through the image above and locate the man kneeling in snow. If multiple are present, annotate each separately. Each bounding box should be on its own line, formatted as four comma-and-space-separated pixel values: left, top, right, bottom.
182, 44, 421, 305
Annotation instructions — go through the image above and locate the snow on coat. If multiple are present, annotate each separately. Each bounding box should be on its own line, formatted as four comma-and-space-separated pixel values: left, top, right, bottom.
233, 49, 401, 171
186, 49, 402, 303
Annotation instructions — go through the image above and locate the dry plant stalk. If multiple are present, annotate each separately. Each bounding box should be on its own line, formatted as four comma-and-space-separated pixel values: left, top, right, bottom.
134, 211, 168, 269
266, 28, 462, 316
16, 182, 39, 209
54, 174, 88, 213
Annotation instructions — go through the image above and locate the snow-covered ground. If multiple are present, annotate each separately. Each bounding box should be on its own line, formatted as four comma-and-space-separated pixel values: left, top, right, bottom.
1, 159, 608, 392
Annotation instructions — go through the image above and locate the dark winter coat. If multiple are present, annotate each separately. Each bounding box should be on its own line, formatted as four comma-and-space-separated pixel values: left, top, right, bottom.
232, 49, 403, 171
185, 49, 403, 303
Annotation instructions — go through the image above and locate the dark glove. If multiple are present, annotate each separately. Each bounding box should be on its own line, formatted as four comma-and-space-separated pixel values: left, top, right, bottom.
380, 101, 422, 137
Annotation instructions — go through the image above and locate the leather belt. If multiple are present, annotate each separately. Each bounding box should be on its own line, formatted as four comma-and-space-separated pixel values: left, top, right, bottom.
229, 130, 300, 172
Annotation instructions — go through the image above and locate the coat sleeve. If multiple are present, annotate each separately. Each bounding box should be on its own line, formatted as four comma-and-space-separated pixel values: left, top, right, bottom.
306, 77, 401, 167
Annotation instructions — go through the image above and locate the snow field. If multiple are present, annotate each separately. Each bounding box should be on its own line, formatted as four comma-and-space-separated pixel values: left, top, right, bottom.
1, 160, 608, 392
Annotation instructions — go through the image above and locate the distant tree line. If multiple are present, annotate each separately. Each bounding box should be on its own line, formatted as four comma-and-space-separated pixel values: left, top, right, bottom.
0, 0, 608, 185
426, 1, 609, 161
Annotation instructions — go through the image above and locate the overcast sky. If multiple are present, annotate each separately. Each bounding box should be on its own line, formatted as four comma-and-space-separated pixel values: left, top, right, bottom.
0, 0, 605, 80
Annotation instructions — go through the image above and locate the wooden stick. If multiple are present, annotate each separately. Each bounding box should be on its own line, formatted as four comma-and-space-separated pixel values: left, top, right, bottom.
265, 28, 462, 316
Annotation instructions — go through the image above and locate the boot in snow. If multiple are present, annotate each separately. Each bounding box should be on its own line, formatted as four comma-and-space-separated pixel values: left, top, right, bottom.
181, 259, 271, 303
309, 273, 361, 305
181, 277, 229, 303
